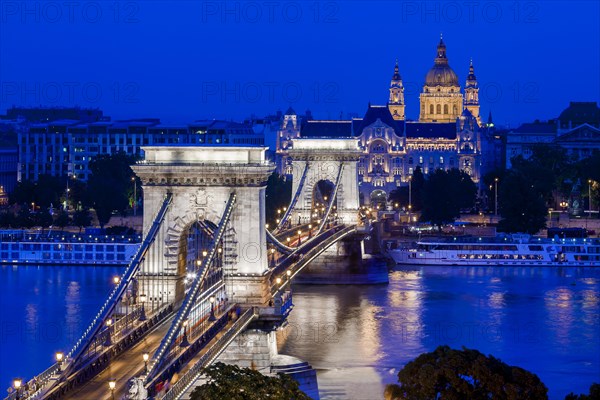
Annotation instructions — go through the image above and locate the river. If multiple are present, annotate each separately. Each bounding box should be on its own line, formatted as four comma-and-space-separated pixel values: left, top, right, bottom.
1, 265, 598, 400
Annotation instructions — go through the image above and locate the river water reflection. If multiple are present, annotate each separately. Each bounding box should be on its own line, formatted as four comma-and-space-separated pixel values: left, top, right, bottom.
279, 266, 600, 400
0, 265, 598, 400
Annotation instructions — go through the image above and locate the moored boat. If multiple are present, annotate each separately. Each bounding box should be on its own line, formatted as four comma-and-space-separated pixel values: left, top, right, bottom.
0, 230, 141, 266
388, 234, 600, 267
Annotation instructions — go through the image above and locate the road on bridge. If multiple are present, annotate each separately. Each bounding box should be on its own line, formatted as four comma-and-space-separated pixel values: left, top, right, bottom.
62, 315, 175, 400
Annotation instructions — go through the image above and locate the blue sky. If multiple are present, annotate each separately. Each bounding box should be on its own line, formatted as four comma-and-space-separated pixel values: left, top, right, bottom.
1, 1, 598, 127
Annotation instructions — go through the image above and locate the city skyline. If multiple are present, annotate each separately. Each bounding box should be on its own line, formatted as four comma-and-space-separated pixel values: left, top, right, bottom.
0, 1, 598, 127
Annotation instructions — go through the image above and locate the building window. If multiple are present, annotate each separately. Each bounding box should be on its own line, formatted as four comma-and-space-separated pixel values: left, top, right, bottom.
419, 156, 423, 164
444, 104, 448, 114
408, 157, 413, 164
429, 104, 434, 114
436, 104, 441, 114
440, 156, 444, 164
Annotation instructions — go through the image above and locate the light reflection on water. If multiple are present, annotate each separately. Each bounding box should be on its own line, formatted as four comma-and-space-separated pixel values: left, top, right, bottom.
0, 265, 123, 389
279, 266, 600, 400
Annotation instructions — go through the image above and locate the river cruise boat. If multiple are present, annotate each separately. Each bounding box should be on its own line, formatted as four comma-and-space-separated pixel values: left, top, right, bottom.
0, 230, 141, 266
389, 234, 600, 267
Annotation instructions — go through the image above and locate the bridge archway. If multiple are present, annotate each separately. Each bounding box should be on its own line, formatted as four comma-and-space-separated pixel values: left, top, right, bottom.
132, 146, 275, 304
287, 138, 361, 226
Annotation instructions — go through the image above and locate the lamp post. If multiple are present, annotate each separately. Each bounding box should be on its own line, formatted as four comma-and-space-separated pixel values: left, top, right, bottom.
494, 177, 499, 216
104, 318, 113, 346
56, 351, 64, 372
408, 176, 412, 222
13, 379, 22, 400
113, 276, 120, 285
108, 379, 116, 400
209, 296, 216, 321
297, 230, 302, 246
65, 176, 70, 211
180, 318, 190, 347
139, 293, 147, 321
589, 179, 593, 218
132, 177, 137, 217
308, 224, 312, 239
142, 352, 149, 374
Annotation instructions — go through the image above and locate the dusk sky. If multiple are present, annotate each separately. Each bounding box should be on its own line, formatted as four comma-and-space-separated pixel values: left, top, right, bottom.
1, 1, 598, 127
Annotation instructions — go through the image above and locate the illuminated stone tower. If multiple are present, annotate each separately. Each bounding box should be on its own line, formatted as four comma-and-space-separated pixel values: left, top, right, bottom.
419, 35, 463, 123
464, 59, 481, 126
388, 60, 405, 121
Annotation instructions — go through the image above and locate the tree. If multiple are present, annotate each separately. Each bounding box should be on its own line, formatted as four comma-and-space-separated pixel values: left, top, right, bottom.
189, 362, 310, 400
88, 153, 137, 227
35, 210, 53, 232
0, 210, 16, 228
498, 168, 548, 234
54, 210, 71, 231
387, 345, 548, 400
73, 209, 92, 233
420, 169, 476, 228
564, 383, 600, 400
16, 208, 35, 229
265, 172, 292, 226
410, 166, 425, 212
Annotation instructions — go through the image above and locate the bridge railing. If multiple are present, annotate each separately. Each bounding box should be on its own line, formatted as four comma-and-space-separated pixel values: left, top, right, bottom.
146, 192, 237, 381
66, 193, 173, 367
158, 307, 259, 400
4, 193, 174, 400
272, 225, 356, 295
275, 161, 308, 233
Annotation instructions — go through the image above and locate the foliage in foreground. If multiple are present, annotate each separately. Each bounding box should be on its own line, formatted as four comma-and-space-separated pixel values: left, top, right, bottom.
387, 345, 548, 400
189, 362, 310, 400
565, 383, 600, 400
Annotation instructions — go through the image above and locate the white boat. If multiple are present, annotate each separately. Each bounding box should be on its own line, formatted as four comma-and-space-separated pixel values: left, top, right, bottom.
388, 234, 600, 267
0, 230, 141, 266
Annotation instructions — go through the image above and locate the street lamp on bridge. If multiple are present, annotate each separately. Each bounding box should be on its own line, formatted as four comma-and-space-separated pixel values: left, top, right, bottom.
142, 352, 149, 373
297, 230, 302, 246
180, 318, 190, 348
104, 318, 113, 346
209, 296, 216, 321
139, 293, 147, 321
55, 351, 64, 372
108, 379, 116, 400
13, 379, 22, 400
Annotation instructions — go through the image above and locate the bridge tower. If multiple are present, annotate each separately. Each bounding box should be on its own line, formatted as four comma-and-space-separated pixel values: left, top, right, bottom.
132, 146, 275, 305
287, 138, 361, 225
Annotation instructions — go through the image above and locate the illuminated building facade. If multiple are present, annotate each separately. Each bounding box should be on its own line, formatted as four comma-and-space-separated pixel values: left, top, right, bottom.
277, 37, 490, 204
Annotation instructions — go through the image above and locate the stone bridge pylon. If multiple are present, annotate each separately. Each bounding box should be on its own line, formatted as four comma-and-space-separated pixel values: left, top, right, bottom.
132, 146, 275, 305
287, 138, 362, 226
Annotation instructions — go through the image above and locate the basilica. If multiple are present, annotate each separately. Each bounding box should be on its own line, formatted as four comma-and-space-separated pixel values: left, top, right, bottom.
276, 37, 495, 205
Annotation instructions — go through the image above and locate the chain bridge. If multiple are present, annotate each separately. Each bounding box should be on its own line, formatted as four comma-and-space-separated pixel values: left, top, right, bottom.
6, 139, 378, 400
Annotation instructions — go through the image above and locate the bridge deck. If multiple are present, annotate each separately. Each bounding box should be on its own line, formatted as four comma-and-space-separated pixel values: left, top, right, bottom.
62, 314, 176, 400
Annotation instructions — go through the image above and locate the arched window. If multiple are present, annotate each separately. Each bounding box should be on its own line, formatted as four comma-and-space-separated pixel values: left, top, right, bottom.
444, 104, 449, 114
453, 105, 458, 114
436, 104, 441, 114
429, 104, 434, 114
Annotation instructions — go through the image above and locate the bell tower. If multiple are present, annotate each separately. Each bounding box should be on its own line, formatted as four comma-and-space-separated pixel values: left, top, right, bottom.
388, 60, 405, 121
464, 59, 481, 125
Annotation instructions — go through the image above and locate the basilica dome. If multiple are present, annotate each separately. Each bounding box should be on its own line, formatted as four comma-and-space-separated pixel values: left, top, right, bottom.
424, 38, 459, 87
